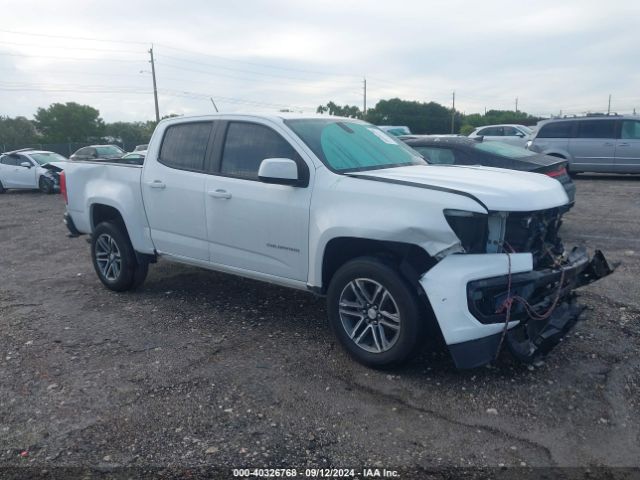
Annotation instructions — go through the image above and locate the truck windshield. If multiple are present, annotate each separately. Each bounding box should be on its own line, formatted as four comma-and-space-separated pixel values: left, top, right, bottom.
285, 119, 425, 173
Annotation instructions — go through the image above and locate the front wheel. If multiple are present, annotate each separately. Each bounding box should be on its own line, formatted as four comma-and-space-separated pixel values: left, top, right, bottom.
91, 221, 148, 291
39, 176, 54, 194
327, 256, 425, 368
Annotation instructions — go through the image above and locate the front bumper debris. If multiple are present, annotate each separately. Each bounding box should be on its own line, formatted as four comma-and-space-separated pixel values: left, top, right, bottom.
466, 246, 613, 365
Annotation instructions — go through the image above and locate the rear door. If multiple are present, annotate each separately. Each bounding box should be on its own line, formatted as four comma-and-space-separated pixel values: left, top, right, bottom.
141, 121, 215, 261
569, 119, 616, 172
476, 126, 503, 142
615, 119, 640, 173
205, 120, 312, 281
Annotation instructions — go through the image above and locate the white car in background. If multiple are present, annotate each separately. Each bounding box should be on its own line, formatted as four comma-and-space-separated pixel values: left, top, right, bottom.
0, 149, 67, 194
468, 124, 533, 147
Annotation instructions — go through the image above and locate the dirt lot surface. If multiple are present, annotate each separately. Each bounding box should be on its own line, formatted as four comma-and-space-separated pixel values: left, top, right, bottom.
1, 175, 639, 478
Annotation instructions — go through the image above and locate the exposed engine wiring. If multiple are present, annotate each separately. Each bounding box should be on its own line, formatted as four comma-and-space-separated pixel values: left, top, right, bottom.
494, 245, 567, 362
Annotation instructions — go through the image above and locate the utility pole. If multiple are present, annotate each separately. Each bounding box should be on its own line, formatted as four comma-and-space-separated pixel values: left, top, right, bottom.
210, 97, 219, 112
363, 78, 367, 117
149, 46, 160, 122
607, 94, 611, 115
451, 91, 455, 134
515, 97, 518, 113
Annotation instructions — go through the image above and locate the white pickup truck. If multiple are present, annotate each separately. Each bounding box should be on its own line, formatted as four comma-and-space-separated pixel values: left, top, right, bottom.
61, 114, 612, 369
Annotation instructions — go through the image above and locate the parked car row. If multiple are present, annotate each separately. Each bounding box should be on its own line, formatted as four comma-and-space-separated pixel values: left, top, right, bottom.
0, 144, 148, 193
465, 114, 640, 174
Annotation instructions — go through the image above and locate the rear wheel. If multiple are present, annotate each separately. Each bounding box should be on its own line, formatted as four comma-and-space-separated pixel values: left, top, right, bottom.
91, 221, 148, 291
327, 256, 425, 368
39, 176, 54, 194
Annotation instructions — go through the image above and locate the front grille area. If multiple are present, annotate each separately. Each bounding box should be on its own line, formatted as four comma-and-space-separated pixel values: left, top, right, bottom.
503, 208, 564, 268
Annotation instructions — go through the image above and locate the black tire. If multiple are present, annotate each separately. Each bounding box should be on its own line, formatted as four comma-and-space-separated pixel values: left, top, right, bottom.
0, 180, 5, 194
327, 256, 425, 368
39, 176, 54, 194
91, 221, 148, 292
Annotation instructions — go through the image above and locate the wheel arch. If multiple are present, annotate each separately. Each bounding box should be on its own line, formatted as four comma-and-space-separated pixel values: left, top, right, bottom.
320, 237, 436, 295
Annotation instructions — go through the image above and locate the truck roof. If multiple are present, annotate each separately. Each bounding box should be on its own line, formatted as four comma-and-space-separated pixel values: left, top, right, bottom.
159, 113, 359, 125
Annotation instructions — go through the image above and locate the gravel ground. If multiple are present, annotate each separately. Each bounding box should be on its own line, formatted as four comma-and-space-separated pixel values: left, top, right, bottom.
0, 174, 639, 478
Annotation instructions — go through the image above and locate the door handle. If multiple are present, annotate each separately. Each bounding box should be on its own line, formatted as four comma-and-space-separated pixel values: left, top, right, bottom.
618, 143, 630, 147
149, 180, 166, 189
603, 142, 614, 147
208, 189, 232, 199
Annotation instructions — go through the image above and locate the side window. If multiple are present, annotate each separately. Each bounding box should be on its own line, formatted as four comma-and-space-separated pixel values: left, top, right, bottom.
621, 121, 640, 140
159, 122, 213, 172
503, 127, 519, 136
0, 155, 17, 166
577, 120, 615, 139
413, 146, 456, 165
538, 121, 575, 138
75, 148, 88, 156
220, 122, 300, 180
16, 155, 32, 166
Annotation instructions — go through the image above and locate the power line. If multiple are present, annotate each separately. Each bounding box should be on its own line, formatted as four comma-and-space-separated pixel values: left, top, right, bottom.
154, 42, 359, 79
0, 39, 142, 54
156, 53, 327, 82
0, 28, 149, 45
0, 51, 145, 63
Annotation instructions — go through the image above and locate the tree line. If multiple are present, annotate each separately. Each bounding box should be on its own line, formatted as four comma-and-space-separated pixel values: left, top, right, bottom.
317, 98, 543, 135
1, 99, 544, 153
0, 102, 170, 153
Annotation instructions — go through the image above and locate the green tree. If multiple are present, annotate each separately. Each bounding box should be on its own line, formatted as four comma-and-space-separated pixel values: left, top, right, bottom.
104, 121, 156, 146
365, 98, 460, 134
34, 102, 105, 142
316, 102, 362, 118
0, 116, 39, 147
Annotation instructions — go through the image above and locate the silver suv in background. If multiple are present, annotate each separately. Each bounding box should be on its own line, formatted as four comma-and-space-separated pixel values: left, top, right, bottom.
527, 115, 640, 174
468, 124, 533, 147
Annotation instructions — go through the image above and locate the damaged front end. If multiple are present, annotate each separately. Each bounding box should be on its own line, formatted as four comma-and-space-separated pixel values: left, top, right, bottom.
422, 206, 614, 369
467, 246, 612, 364
41, 163, 64, 189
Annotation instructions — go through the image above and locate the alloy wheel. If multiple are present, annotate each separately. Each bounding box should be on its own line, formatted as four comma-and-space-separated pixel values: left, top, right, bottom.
338, 278, 401, 353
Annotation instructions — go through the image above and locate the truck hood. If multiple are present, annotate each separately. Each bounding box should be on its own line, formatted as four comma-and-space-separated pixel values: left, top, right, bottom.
350, 164, 569, 212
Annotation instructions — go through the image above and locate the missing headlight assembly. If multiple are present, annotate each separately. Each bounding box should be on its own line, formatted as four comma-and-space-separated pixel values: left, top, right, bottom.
436, 207, 614, 368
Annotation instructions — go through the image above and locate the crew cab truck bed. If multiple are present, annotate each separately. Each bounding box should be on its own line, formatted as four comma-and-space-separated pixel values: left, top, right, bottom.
61, 114, 612, 369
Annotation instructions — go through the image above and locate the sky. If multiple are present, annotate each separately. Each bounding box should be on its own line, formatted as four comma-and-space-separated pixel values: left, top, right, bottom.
0, 0, 638, 122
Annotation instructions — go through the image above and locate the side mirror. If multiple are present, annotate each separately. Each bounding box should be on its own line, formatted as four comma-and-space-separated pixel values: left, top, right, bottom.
258, 158, 300, 186
20, 161, 32, 168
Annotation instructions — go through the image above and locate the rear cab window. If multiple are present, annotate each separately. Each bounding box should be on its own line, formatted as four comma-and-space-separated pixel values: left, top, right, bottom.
159, 122, 214, 172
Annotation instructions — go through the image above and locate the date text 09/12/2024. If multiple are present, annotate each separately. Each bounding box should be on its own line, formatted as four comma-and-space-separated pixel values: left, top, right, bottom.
232, 468, 400, 478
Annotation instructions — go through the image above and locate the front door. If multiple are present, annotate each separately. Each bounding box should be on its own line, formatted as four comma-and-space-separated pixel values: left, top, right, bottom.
205, 121, 312, 281
11, 155, 37, 188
